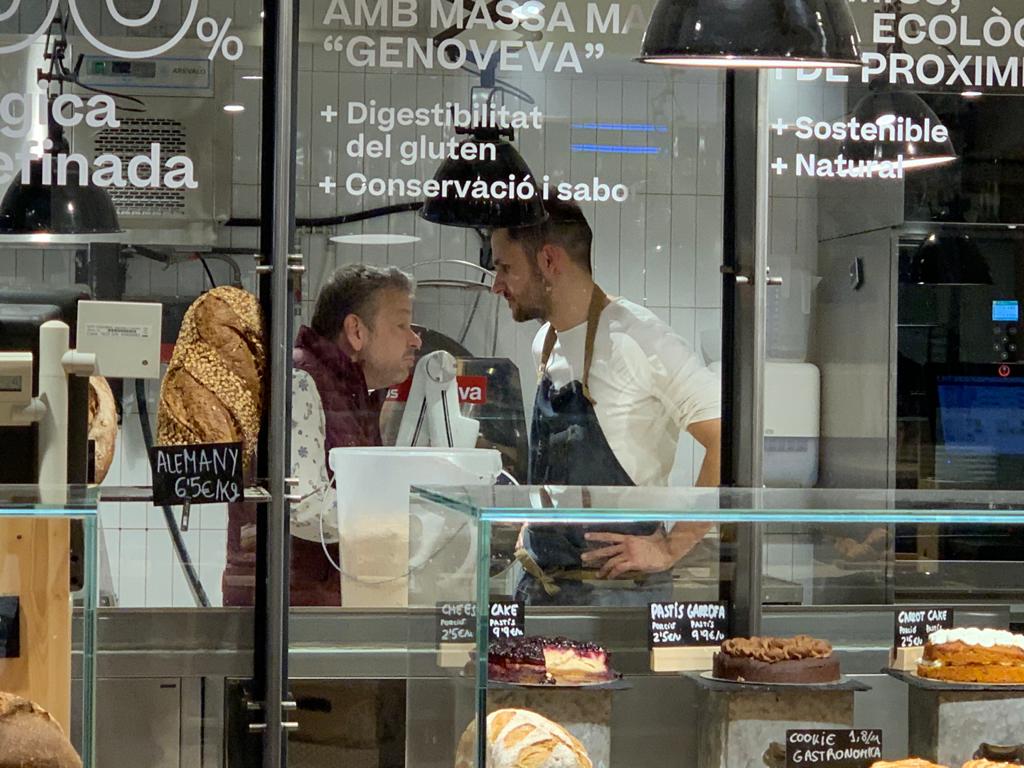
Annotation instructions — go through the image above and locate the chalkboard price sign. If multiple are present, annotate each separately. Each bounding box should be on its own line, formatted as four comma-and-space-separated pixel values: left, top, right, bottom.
894, 607, 953, 649
648, 602, 729, 649
150, 443, 243, 506
786, 729, 883, 768
437, 602, 476, 644
489, 600, 525, 642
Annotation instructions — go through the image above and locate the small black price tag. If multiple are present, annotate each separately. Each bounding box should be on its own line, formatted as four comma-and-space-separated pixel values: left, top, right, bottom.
437, 602, 476, 645
894, 607, 954, 649
150, 443, 243, 506
488, 600, 525, 642
648, 601, 729, 649
0, 596, 18, 658
786, 729, 883, 768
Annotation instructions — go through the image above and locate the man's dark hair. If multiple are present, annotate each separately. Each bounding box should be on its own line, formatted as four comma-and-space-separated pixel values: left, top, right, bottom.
506, 199, 593, 273
311, 263, 414, 339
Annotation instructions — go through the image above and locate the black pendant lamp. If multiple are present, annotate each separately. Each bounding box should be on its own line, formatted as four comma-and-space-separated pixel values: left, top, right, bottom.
0, 160, 121, 238
843, 89, 957, 171
908, 233, 991, 286
420, 127, 547, 229
638, 0, 862, 68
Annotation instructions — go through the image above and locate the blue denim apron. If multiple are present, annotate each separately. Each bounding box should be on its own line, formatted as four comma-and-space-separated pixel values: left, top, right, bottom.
517, 286, 671, 606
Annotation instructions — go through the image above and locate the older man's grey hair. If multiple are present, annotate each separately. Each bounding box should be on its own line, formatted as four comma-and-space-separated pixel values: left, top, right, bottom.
311, 264, 414, 339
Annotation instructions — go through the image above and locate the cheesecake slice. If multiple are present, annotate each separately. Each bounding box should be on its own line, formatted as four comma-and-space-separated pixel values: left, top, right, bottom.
488, 636, 612, 685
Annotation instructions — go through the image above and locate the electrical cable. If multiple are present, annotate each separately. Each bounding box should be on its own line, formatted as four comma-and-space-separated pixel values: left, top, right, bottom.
225, 202, 424, 229
198, 255, 218, 288
135, 378, 211, 608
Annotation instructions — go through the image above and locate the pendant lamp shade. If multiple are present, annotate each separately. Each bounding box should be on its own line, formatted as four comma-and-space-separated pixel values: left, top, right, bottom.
420, 137, 547, 229
844, 90, 957, 171
638, 0, 862, 68
0, 160, 121, 238
908, 233, 990, 286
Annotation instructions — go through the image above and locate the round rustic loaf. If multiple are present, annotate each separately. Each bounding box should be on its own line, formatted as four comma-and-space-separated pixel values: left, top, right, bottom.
88, 375, 117, 484
158, 287, 266, 471
0, 692, 82, 768
455, 708, 592, 768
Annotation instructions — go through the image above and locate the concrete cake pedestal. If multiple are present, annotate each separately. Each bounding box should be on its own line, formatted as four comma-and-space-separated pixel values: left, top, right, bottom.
692, 673, 870, 768
891, 670, 1024, 767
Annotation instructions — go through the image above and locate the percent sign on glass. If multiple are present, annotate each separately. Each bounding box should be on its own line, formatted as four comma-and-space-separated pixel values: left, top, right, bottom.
196, 16, 243, 61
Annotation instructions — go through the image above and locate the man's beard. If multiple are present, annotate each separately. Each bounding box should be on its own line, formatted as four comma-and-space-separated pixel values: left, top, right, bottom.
511, 274, 550, 323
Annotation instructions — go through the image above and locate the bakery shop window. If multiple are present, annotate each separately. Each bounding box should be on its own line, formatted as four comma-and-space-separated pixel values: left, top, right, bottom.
0, 0, 268, 616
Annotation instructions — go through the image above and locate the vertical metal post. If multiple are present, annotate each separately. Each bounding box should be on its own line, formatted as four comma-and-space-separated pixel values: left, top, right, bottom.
258, 0, 298, 766
721, 70, 768, 637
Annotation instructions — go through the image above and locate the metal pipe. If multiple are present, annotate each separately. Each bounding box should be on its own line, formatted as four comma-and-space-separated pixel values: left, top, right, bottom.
260, 0, 299, 765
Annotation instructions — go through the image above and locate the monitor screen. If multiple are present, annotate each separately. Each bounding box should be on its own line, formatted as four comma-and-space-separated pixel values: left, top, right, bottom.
937, 375, 1024, 455
993, 300, 1019, 323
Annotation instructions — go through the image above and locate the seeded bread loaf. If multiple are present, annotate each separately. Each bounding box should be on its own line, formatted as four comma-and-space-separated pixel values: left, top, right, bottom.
157, 287, 265, 470
88, 375, 117, 484
454, 708, 592, 768
0, 692, 82, 768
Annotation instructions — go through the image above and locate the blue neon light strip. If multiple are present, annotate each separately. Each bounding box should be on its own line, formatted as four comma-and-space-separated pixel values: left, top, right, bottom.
571, 144, 660, 155
572, 122, 669, 133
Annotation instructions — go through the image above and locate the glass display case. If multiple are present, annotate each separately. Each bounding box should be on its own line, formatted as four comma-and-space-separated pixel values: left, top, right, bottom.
411, 485, 1024, 768
0, 485, 97, 768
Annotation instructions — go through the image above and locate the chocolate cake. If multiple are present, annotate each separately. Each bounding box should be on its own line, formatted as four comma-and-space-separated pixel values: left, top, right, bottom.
712, 635, 840, 684
488, 636, 613, 685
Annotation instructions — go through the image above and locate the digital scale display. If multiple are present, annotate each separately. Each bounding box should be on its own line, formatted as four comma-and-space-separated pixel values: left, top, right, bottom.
993, 300, 1019, 322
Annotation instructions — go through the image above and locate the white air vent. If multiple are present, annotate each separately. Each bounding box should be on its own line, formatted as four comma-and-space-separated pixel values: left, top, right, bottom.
93, 118, 189, 218
70, 45, 233, 247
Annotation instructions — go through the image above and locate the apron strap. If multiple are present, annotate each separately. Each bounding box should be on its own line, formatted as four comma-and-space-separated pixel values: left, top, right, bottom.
539, 285, 609, 404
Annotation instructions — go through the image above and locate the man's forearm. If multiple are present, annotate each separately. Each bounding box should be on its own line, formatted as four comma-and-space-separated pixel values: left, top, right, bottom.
665, 523, 714, 562
695, 443, 721, 487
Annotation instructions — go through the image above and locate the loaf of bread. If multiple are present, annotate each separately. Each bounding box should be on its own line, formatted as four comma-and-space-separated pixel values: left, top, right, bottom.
88, 375, 117, 484
158, 287, 265, 470
0, 692, 82, 768
455, 708, 592, 768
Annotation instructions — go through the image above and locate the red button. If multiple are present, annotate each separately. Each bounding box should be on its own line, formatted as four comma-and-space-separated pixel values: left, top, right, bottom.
999, 365, 1012, 377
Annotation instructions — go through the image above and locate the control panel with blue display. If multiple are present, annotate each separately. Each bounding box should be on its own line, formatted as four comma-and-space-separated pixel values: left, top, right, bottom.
992, 301, 1021, 363
993, 300, 1020, 322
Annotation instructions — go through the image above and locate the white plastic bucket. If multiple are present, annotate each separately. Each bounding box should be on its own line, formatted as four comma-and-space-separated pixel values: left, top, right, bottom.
328, 447, 502, 607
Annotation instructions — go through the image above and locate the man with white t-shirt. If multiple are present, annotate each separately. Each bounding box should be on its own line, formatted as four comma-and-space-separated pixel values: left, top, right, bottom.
490, 199, 721, 605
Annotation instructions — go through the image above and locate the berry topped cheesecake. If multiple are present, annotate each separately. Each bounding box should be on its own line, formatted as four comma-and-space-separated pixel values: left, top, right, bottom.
488, 636, 614, 685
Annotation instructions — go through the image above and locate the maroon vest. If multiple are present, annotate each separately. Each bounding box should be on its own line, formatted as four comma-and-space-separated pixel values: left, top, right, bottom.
222, 326, 385, 606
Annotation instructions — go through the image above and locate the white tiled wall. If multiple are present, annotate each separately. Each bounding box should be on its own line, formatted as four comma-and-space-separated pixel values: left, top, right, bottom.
1, 1, 727, 605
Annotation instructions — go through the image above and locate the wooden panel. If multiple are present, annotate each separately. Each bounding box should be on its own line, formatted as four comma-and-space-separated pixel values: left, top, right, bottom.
0, 518, 71, 729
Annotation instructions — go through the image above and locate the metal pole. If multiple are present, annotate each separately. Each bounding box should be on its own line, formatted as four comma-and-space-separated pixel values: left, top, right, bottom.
721, 70, 768, 637
260, 0, 298, 765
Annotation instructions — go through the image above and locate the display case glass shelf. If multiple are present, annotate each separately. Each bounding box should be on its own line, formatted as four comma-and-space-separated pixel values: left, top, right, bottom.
411, 485, 1024, 768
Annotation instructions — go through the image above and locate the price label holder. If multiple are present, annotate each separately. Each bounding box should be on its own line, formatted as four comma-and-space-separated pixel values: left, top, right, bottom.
150, 442, 244, 507
488, 600, 525, 642
648, 601, 728, 672
0, 596, 19, 659
889, 606, 953, 671
436, 601, 476, 668
785, 729, 883, 768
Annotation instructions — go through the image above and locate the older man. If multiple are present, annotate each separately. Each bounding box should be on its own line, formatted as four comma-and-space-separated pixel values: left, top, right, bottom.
223, 264, 422, 606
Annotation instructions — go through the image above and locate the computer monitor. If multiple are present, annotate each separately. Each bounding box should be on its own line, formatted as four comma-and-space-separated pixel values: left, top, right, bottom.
936, 370, 1024, 488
